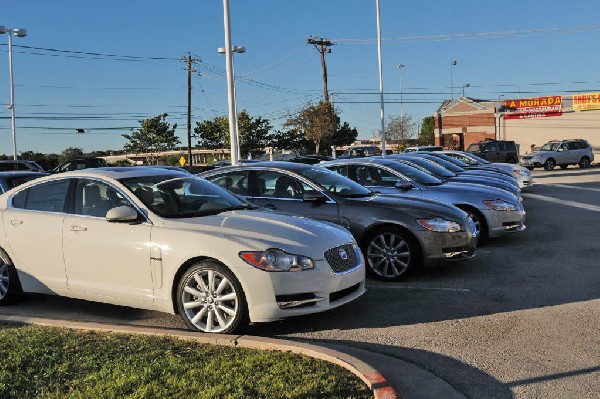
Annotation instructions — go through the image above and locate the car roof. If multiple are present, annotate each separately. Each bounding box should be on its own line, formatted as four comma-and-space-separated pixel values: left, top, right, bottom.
53, 166, 190, 180
0, 171, 48, 177
321, 157, 399, 167
205, 161, 315, 172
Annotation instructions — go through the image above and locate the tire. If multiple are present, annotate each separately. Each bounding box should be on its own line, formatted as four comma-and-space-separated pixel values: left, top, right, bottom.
458, 207, 488, 243
559, 165, 568, 170
526, 166, 534, 171
0, 250, 22, 305
579, 157, 591, 169
544, 159, 556, 171
507, 157, 518, 164
362, 227, 421, 281
176, 260, 248, 334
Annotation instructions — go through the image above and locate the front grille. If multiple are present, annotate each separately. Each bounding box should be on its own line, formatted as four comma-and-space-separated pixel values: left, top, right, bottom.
324, 243, 359, 274
521, 156, 532, 160
330, 283, 360, 303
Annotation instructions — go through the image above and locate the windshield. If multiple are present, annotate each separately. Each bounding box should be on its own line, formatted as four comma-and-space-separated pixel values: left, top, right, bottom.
299, 167, 373, 197
462, 153, 490, 164
394, 157, 455, 178
386, 162, 443, 185
417, 154, 465, 173
541, 142, 560, 151
467, 144, 480, 152
120, 175, 250, 218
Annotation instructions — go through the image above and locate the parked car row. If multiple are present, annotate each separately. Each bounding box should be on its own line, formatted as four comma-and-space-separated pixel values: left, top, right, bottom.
0, 150, 532, 335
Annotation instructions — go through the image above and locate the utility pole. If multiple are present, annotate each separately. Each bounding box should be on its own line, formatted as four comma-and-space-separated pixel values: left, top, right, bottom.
307, 36, 334, 102
181, 53, 199, 166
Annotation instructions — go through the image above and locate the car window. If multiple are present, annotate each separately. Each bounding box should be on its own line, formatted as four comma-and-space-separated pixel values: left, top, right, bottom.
210, 171, 249, 196
356, 166, 398, 187
255, 171, 310, 199
541, 142, 560, 151
487, 143, 499, 152
385, 162, 443, 185
506, 142, 516, 151
12, 179, 70, 212
73, 179, 131, 218
6, 175, 44, 190
0, 163, 14, 172
467, 144, 480, 152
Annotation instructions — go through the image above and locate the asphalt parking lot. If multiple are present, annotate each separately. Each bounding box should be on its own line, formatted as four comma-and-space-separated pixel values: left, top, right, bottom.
1, 166, 598, 398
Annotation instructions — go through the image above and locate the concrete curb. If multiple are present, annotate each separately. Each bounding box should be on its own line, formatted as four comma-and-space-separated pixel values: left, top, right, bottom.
0, 314, 400, 399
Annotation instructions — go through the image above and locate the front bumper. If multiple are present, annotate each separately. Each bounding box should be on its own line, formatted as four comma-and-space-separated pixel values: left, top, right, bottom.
243, 248, 366, 323
416, 225, 477, 267
482, 208, 527, 238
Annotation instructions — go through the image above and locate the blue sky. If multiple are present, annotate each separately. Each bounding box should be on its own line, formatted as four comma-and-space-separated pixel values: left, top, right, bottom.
2, 0, 600, 154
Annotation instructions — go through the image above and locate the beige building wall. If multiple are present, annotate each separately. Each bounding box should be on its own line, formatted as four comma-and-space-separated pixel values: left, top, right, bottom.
499, 111, 600, 156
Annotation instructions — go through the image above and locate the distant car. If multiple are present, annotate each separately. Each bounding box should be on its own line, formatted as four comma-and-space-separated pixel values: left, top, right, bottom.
0, 167, 365, 334
403, 146, 443, 153
339, 146, 382, 158
202, 161, 477, 281
320, 157, 526, 241
52, 157, 108, 173
0, 172, 48, 193
520, 139, 594, 171
0, 160, 45, 172
466, 140, 518, 163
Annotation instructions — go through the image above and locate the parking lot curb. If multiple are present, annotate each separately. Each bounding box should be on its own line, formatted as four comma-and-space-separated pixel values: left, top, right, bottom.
0, 314, 400, 399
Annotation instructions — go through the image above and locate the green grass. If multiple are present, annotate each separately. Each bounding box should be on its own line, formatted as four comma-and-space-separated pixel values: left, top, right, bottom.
0, 324, 371, 399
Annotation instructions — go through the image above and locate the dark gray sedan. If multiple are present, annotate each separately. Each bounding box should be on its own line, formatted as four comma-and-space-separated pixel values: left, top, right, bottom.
201, 162, 477, 281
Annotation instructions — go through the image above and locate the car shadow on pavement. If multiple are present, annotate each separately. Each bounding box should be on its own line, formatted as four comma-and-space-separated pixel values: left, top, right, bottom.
531, 167, 600, 179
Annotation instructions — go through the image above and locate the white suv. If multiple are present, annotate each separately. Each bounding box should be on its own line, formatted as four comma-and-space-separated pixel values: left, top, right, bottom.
520, 139, 594, 171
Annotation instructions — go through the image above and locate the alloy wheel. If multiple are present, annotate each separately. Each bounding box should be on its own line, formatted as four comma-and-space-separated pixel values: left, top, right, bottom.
366, 232, 411, 279
181, 269, 239, 333
0, 262, 9, 300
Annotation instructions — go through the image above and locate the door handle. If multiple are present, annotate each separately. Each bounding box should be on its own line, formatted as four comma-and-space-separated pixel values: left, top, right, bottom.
9, 219, 23, 225
70, 225, 87, 232
263, 204, 277, 210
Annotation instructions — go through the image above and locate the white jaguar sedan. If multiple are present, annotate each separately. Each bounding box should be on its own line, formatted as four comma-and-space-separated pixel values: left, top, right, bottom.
0, 167, 365, 333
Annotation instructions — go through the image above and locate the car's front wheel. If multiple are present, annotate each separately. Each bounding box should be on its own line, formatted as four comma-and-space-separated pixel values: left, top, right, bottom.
363, 228, 420, 281
0, 251, 22, 305
544, 159, 556, 171
176, 260, 248, 334
579, 157, 591, 168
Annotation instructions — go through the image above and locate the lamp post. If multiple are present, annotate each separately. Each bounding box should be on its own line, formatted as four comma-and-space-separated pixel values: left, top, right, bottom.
395, 64, 404, 121
0, 25, 27, 161
462, 83, 470, 97
220, 0, 245, 166
450, 60, 457, 99
375, 0, 386, 156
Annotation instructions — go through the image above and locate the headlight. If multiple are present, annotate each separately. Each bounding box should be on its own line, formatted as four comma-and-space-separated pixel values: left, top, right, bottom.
239, 249, 315, 272
417, 217, 462, 233
483, 199, 517, 211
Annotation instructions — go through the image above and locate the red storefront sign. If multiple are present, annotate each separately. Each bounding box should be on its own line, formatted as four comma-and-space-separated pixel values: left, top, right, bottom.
502, 96, 562, 119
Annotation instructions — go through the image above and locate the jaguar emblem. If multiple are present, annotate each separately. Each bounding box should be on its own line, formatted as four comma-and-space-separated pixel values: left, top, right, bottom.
338, 248, 349, 260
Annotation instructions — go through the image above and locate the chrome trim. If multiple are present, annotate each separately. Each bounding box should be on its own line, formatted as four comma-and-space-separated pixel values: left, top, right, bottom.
277, 296, 325, 309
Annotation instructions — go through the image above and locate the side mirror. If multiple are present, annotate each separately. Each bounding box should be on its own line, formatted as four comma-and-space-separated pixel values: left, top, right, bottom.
394, 181, 413, 190
106, 206, 139, 223
303, 192, 327, 203
557, 147, 564, 152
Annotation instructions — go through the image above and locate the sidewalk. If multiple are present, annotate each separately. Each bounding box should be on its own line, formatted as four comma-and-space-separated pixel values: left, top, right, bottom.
0, 314, 465, 399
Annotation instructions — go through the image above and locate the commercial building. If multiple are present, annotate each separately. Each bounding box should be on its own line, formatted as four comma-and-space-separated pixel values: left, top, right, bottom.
434, 94, 600, 156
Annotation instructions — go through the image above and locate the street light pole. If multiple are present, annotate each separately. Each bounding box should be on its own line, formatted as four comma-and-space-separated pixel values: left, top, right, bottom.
450, 60, 457, 99
375, 0, 386, 157
462, 83, 470, 97
395, 64, 404, 121
221, 0, 241, 166
1, 25, 27, 161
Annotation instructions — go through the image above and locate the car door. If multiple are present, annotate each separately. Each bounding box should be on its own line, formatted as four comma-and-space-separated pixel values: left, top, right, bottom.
250, 170, 341, 226
62, 178, 154, 302
2, 179, 71, 292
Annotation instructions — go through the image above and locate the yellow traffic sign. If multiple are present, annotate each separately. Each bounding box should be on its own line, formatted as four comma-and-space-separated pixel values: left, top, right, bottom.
178, 156, 186, 167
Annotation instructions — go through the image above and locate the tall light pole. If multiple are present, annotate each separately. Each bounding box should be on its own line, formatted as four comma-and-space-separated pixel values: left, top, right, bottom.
0, 25, 27, 161
220, 0, 245, 166
450, 60, 457, 99
395, 64, 404, 121
375, 0, 386, 156
462, 83, 470, 97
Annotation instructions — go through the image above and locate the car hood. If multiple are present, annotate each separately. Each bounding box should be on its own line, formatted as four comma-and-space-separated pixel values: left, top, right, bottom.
159, 209, 354, 258
347, 194, 469, 222
431, 182, 521, 203
526, 150, 554, 157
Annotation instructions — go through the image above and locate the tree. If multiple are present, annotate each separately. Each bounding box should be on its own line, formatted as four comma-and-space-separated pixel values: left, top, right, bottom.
268, 129, 310, 153
284, 101, 337, 154
322, 120, 358, 153
419, 116, 435, 145
194, 116, 229, 150
383, 115, 416, 152
238, 111, 272, 158
122, 113, 180, 165
59, 147, 84, 164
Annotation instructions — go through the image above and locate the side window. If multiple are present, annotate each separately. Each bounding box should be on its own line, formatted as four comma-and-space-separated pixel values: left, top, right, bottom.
12, 179, 70, 212
0, 163, 12, 172
255, 171, 307, 199
210, 172, 249, 196
498, 142, 506, 151
487, 143, 499, 152
327, 165, 350, 178
356, 166, 397, 187
506, 142, 516, 151
74, 179, 131, 218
